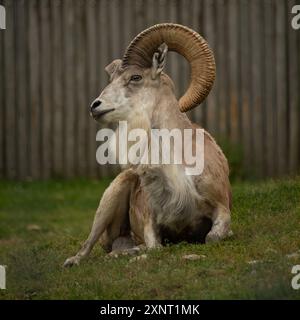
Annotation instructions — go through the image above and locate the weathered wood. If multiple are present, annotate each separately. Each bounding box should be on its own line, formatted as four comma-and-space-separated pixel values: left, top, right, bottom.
135, 0, 144, 34
264, 0, 276, 177
28, 0, 42, 179
216, 0, 227, 139
74, 0, 88, 177
4, 0, 17, 179
15, 0, 28, 179
240, 0, 252, 173
228, 0, 239, 144
51, 0, 63, 177
251, 0, 264, 177
287, 0, 299, 174
0, 2, 4, 178
40, 0, 52, 179
190, 0, 202, 126
0, 0, 299, 179
63, 0, 76, 177
111, 0, 121, 60
123, 0, 135, 46
204, 0, 218, 136
275, 0, 288, 176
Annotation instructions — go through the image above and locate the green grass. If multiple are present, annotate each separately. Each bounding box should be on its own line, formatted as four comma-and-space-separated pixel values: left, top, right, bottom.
0, 177, 300, 300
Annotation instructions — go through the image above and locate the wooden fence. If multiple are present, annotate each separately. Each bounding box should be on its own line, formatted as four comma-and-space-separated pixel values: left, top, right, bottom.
0, 0, 299, 180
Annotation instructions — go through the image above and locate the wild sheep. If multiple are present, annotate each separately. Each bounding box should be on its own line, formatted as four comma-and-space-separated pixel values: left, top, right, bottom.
64, 23, 232, 267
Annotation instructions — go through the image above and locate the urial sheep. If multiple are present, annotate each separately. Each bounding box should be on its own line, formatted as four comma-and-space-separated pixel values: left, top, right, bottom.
64, 23, 232, 267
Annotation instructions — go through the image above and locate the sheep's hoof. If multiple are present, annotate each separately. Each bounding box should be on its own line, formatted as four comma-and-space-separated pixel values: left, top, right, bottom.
63, 256, 80, 268
205, 232, 221, 244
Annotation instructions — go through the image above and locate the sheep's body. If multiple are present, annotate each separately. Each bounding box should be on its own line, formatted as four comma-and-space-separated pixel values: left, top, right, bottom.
126, 94, 231, 247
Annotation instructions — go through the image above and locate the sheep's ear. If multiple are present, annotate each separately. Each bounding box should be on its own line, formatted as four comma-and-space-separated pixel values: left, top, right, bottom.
151, 43, 168, 79
105, 59, 122, 81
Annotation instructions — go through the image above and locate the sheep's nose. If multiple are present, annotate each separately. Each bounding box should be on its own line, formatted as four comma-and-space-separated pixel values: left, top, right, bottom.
90, 99, 101, 111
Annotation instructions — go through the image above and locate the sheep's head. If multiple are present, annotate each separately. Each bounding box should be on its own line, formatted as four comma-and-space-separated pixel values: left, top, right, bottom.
90, 23, 216, 124
90, 44, 170, 124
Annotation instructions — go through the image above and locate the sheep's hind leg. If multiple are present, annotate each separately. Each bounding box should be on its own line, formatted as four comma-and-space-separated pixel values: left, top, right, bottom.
205, 205, 231, 243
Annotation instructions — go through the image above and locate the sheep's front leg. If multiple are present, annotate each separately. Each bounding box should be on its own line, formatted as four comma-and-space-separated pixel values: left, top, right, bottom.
63, 170, 136, 267
144, 216, 162, 249
205, 204, 231, 243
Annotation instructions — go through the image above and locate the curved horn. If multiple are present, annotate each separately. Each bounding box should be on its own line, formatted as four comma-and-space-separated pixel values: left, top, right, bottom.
122, 23, 216, 112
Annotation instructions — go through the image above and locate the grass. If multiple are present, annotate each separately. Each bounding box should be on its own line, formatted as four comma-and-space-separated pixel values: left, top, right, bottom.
0, 176, 300, 300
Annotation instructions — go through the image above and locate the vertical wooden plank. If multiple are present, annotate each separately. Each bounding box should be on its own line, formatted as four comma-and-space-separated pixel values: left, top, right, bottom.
298, 23, 300, 171
40, 0, 51, 179
264, 0, 276, 177
62, 0, 75, 177
123, 0, 135, 47
236, 0, 243, 145
24, 0, 30, 179
146, 0, 157, 25
240, 0, 252, 174
74, 0, 88, 177
28, 0, 41, 179
260, 2, 268, 176
135, 0, 145, 32
118, 0, 125, 59
51, 0, 63, 177
287, 0, 299, 174
183, 0, 204, 124
204, 0, 218, 136
228, 0, 239, 144
86, 0, 98, 178
224, 2, 230, 139
0, 0, 5, 178
216, 0, 227, 140
4, 0, 17, 179
198, 0, 208, 128
157, 0, 165, 22
250, 0, 264, 177
110, 0, 122, 60
16, 0, 29, 179
275, 0, 288, 175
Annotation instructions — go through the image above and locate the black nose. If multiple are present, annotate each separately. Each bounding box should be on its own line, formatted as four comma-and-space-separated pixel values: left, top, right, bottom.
91, 99, 101, 111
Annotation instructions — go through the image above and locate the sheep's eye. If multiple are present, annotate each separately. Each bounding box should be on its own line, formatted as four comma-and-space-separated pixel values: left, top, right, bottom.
130, 75, 142, 82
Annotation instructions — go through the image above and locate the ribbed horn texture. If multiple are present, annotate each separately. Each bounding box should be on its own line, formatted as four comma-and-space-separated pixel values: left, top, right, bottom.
122, 23, 216, 112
